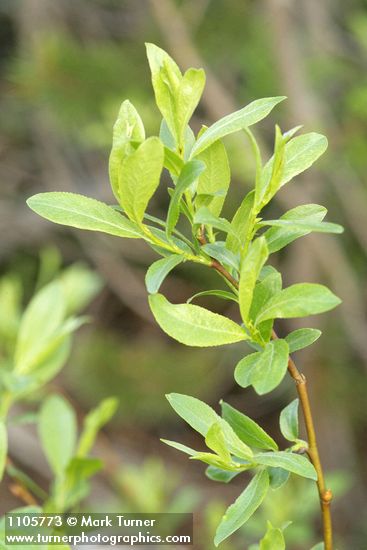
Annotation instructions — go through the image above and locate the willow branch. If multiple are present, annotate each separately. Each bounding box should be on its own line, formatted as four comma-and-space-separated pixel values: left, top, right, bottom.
210, 259, 333, 550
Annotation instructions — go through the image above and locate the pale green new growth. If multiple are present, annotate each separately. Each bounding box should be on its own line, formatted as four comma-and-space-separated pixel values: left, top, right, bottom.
39, 395, 77, 476
26, 43, 343, 547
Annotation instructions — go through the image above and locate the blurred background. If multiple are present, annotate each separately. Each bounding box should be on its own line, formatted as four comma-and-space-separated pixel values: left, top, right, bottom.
0, 0, 366, 548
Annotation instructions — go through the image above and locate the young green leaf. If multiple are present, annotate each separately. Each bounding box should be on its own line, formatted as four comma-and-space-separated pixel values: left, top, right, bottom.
259, 522, 285, 550
226, 191, 255, 254
146, 43, 205, 149
234, 340, 289, 394
221, 401, 278, 451
280, 399, 299, 442
161, 439, 199, 457
149, 294, 247, 347
164, 146, 184, 176
165, 394, 253, 459
177, 68, 206, 148
145, 254, 185, 294
254, 451, 317, 480
285, 328, 321, 353
119, 136, 164, 223
214, 470, 269, 546
39, 395, 77, 476
264, 204, 326, 253
191, 97, 286, 157
76, 397, 118, 458
201, 242, 240, 272
256, 283, 341, 323
0, 421, 7, 481
259, 219, 343, 234
250, 272, 282, 342
256, 125, 286, 208
250, 339, 289, 395
27, 192, 141, 239
190, 452, 237, 470
166, 160, 206, 237
205, 422, 231, 463
260, 133, 328, 199
194, 207, 237, 238
14, 281, 65, 374
268, 467, 290, 490
196, 139, 230, 216
146, 43, 182, 142
166, 393, 223, 438
109, 100, 145, 200
206, 465, 241, 483
234, 352, 260, 389
239, 237, 269, 323
281, 132, 328, 186
187, 290, 238, 304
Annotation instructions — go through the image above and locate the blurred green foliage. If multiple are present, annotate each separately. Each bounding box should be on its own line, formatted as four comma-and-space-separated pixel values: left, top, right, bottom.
1, 0, 366, 547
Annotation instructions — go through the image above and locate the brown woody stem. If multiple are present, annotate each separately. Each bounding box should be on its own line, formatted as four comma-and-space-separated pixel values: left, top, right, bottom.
210, 259, 333, 550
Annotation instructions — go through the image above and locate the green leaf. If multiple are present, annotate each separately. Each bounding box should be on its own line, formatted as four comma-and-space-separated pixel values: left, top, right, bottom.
254, 451, 317, 480
259, 219, 343, 234
146, 43, 205, 148
164, 147, 184, 176
256, 125, 286, 208
77, 397, 118, 458
268, 467, 290, 490
161, 439, 198, 456
145, 255, 185, 294
264, 204, 326, 253
285, 328, 321, 353
166, 393, 222, 437
259, 522, 285, 550
119, 136, 164, 223
166, 160, 206, 236
0, 421, 7, 482
60, 264, 102, 316
191, 97, 286, 157
146, 43, 181, 142
235, 340, 289, 395
39, 395, 77, 476
205, 422, 231, 462
166, 394, 253, 459
201, 242, 240, 272
196, 140, 230, 216
190, 452, 236, 470
187, 290, 238, 304
310, 543, 325, 550
177, 68, 206, 147
250, 340, 289, 395
14, 281, 65, 374
260, 133, 328, 199
234, 352, 259, 388
226, 191, 255, 254
221, 401, 278, 451
281, 133, 328, 185
27, 193, 142, 239
250, 272, 282, 341
205, 466, 240, 483
214, 470, 269, 546
193, 207, 237, 237
280, 399, 299, 442
109, 100, 145, 200
256, 283, 341, 323
148, 227, 192, 256
239, 237, 269, 323
149, 294, 247, 347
